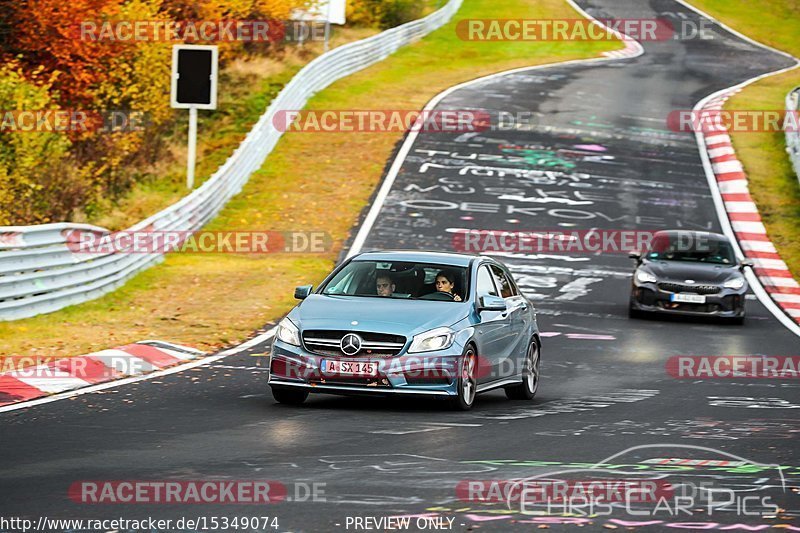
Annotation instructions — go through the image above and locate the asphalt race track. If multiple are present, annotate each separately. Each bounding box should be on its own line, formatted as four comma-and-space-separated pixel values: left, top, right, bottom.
2, 1, 799, 532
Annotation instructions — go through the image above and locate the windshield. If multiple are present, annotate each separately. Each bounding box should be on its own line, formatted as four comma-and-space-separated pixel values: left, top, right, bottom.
645, 234, 736, 265
321, 260, 469, 302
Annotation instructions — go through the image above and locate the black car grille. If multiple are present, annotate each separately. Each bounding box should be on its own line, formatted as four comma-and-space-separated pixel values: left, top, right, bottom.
658, 302, 721, 313
658, 283, 721, 295
405, 375, 452, 386
309, 376, 391, 388
302, 330, 406, 358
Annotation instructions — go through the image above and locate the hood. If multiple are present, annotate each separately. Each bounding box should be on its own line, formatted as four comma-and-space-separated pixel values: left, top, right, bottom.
643, 260, 738, 284
289, 294, 470, 336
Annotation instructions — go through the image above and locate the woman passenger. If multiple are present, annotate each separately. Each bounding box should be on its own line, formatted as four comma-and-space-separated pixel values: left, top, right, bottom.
435, 270, 462, 301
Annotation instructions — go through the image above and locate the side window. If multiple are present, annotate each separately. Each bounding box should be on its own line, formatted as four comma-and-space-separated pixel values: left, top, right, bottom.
506, 271, 520, 296
490, 265, 515, 298
477, 265, 499, 298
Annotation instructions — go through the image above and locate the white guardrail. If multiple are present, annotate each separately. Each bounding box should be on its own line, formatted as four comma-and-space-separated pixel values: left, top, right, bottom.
0, 0, 462, 321
787, 86, 800, 186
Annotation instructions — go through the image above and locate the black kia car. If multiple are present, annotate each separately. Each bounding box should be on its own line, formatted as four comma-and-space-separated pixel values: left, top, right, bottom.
628, 230, 753, 324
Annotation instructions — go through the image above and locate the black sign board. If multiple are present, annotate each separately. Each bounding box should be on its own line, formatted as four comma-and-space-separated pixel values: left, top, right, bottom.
171, 45, 218, 109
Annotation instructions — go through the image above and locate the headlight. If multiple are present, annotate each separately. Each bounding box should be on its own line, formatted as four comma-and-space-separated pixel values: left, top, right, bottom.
636, 270, 658, 284
723, 277, 746, 289
408, 327, 455, 354
276, 317, 301, 346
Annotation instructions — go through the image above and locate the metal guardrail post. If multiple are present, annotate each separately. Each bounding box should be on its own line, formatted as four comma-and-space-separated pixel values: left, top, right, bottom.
786, 87, 800, 187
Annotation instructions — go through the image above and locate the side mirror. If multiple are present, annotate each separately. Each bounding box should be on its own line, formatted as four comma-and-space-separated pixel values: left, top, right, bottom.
629, 251, 642, 262
739, 259, 754, 270
294, 285, 313, 300
478, 295, 506, 312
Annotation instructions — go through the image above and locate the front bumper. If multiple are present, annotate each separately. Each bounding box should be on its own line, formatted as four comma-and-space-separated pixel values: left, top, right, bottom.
267, 339, 464, 397
630, 282, 746, 318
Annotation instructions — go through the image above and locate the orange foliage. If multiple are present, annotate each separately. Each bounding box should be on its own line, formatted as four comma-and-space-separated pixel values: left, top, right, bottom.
8, 0, 135, 107
0, 0, 337, 224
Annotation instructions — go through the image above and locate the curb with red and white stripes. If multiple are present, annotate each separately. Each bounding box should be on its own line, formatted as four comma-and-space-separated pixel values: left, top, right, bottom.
675, 0, 800, 331
602, 38, 641, 60
0, 341, 204, 408
699, 95, 800, 324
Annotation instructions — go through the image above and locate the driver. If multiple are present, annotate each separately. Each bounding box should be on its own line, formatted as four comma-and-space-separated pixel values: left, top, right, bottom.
435, 270, 462, 301
376, 274, 395, 297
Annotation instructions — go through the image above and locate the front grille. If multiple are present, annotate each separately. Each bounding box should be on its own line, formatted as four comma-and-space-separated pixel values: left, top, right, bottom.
658, 282, 721, 295
302, 330, 406, 358
310, 376, 391, 388
405, 376, 452, 386
658, 302, 721, 313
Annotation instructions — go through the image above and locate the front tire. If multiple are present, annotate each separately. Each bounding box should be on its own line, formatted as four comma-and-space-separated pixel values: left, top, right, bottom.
271, 386, 309, 405
505, 340, 540, 400
449, 346, 477, 411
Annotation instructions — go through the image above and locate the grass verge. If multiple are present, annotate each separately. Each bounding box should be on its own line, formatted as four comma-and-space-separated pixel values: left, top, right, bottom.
688, 0, 800, 279
85, 28, 379, 231
0, 0, 620, 360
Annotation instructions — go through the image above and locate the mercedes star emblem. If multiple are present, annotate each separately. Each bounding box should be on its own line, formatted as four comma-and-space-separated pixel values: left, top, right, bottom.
340, 333, 363, 356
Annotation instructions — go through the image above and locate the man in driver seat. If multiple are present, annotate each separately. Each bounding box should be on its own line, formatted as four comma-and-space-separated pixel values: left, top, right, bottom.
376, 274, 395, 297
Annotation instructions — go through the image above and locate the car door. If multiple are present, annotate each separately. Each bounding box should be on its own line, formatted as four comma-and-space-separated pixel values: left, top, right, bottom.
473, 263, 514, 384
490, 264, 531, 377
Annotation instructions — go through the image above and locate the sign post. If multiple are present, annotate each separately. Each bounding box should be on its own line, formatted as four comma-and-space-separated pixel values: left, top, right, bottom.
170, 45, 218, 189
186, 107, 198, 189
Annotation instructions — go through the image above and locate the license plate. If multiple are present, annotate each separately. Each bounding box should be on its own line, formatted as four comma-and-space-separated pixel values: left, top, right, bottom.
671, 293, 706, 304
321, 359, 378, 376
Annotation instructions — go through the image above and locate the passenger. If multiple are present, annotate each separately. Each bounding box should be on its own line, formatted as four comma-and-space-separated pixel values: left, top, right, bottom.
435, 270, 462, 301
376, 274, 395, 297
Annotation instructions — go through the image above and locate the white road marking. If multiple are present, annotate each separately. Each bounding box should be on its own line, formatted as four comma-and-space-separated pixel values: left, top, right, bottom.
218, 329, 277, 356
346, 0, 643, 257
0, 329, 277, 413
